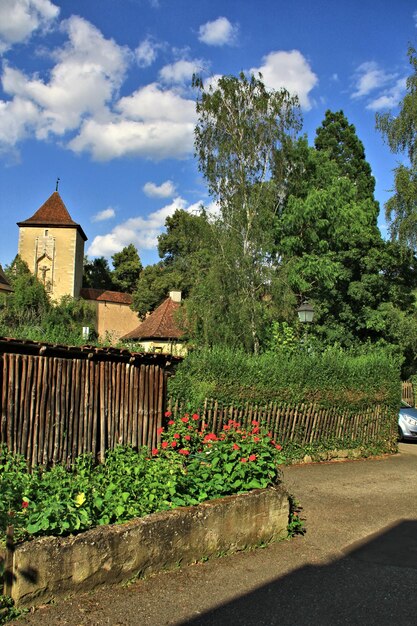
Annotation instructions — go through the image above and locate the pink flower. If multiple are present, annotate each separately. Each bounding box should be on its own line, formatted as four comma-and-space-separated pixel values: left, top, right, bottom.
181, 416, 189, 423
248, 454, 257, 462
184, 435, 191, 441
179, 449, 190, 456
240, 458, 248, 463
171, 440, 178, 448
275, 444, 282, 451
173, 433, 180, 439
161, 441, 169, 449
165, 411, 172, 418
232, 443, 240, 451
151, 448, 158, 456
157, 427, 164, 435
168, 420, 175, 426
192, 413, 199, 421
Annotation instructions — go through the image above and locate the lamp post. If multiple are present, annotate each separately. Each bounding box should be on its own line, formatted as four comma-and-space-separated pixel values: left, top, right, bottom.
297, 301, 314, 324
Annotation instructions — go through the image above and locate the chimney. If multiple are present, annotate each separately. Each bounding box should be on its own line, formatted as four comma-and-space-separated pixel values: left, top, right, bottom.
169, 290, 182, 303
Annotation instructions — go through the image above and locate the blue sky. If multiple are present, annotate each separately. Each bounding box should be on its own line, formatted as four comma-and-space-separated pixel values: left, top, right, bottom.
0, 0, 416, 269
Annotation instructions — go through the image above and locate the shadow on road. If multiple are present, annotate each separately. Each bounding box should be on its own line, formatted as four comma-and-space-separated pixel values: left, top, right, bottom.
182, 520, 417, 626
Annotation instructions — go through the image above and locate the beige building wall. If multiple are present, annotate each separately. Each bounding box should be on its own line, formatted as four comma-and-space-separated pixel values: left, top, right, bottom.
138, 339, 187, 356
18, 225, 84, 300
95, 301, 140, 342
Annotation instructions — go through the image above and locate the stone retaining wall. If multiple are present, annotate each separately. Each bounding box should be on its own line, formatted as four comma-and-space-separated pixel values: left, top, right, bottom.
9, 486, 289, 607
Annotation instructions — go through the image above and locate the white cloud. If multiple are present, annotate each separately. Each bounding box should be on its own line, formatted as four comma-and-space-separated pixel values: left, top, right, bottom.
68, 82, 197, 161
1, 16, 130, 139
159, 58, 205, 84
351, 61, 396, 99
250, 50, 318, 110
117, 83, 196, 123
143, 180, 177, 198
92, 207, 115, 222
0, 0, 59, 52
87, 196, 190, 256
198, 17, 238, 46
135, 36, 158, 68
87, 196, 219, 257
0, 95, 39, 151
366, 77, 407, 111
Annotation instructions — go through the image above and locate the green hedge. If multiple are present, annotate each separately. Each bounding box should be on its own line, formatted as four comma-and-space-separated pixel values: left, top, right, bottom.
168, 346, 401, 414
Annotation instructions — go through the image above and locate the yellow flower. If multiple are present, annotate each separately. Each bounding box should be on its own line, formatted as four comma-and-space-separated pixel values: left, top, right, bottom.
74, 492, 86, 507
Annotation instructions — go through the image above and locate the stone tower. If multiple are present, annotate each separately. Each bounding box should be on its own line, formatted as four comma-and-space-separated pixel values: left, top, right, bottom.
17, 191, 87, 300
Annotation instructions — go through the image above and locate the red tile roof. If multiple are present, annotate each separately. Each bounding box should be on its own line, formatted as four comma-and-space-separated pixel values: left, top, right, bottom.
17, 191, 87, 241
80, 288, 133, 305
121, 296, 185, 340
0, 265, 13, 293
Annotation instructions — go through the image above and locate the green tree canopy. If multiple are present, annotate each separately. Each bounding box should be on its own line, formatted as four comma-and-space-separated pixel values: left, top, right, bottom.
376, 46, 417, 248
111, 244, 143, 294
83, 256, 114, 290
191, 72, 302, 353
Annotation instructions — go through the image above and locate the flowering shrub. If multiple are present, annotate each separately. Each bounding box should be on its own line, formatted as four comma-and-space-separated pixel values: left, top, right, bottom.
0, 415, 285, 544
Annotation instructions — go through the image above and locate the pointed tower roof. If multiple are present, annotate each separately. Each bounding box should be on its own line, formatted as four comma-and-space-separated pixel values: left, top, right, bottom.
121, 294, 185, 341
17, 191, 87, 241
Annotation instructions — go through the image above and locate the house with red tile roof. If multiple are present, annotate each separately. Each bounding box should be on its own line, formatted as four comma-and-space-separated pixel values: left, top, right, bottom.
121, 290, 187, 355
0, 265, 13, 295
80, 288, 140, 342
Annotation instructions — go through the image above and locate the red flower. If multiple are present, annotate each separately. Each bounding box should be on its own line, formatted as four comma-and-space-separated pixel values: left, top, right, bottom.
252, 427, 260, 434
171, 440, 178, 448
181, 416, 189, 423
157, 427, 164, 435
251, 420, 259, 426
165, 411, 172, 418
173, 433, 180, 439
192, 413, 199, 421
179, 449, 190, 456
151, 448, 158, 456
188, 425, 193, 430
253, 436, 260, 442
267, 431, 272, 438
232, 443, 240, 450
223, 424, 230, 431
184, 434, 191, 441
240, 458, 248, 463
22, 500, 29, 509
161, 441, 169, 449
275, 444, 282, 451
168, 420, 175, 426
203, 433, 218, 443
248, 454, 257, 462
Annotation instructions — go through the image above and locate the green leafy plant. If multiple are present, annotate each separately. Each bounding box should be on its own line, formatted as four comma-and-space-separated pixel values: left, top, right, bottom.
0, 415, 286, 545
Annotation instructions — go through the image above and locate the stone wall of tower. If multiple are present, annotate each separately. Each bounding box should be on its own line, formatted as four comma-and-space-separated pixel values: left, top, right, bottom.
18, 225, 85, 300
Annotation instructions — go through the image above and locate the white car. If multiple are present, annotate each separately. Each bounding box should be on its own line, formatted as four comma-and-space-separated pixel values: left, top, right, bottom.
399, 402, 417, 441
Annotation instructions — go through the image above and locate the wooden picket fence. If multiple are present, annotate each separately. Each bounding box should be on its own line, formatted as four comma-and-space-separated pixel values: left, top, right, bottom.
0, 339, 179, 466
167, 397, 392, 446
401, 381, 415, 406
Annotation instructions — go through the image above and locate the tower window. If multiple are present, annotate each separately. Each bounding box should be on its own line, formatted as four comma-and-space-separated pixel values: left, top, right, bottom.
44, 229, 49, 236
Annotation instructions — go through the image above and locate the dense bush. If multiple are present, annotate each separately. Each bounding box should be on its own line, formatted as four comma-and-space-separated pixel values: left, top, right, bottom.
168, 345, 401, 413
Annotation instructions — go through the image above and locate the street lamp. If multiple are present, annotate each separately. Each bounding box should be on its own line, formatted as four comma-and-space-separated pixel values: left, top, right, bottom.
297, 301, 314, 324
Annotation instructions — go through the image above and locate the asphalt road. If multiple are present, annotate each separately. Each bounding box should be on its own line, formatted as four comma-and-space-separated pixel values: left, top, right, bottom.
12, 443, 417, 626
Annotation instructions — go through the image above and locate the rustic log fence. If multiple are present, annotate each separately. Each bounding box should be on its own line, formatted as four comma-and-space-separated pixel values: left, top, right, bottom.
0, 339, 179, 466
168, 397, 393, 446
0, 338, 401, 466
